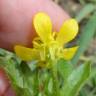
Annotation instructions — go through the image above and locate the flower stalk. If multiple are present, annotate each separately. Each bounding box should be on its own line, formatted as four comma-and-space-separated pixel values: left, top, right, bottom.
51, 60, 60, 96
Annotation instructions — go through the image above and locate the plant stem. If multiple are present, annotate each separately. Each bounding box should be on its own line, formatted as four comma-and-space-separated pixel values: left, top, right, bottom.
34, 68, 39, 96
51, 60, 60, 96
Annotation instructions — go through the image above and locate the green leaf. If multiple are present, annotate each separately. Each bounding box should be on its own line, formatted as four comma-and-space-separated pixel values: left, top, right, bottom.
61, 61, 91, 96
0, 48, 36, 95
14, 86, 32, 96
20, 62, 36, 95
90, 67, 96, 78
0, 49, 23, 88
75, 4, 95, 22
27, 60, 38, 71
4, 58, 24, 88
0, 48, 7, 56
79, 89, 88, 96
57, 59, 73, 82
72, 12, 96, 64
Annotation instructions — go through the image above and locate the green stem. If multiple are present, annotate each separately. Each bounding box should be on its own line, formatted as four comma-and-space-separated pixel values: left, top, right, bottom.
34, 68, 39, 96
51, 60, 60, 96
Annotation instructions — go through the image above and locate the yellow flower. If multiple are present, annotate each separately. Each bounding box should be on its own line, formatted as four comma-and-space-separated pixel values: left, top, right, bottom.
14, 45, 39, 61
14, 12, 79, 66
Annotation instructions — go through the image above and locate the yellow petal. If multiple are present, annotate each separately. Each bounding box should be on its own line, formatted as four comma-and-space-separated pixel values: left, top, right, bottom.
63, 46, 78, 60
33, 12, 53, 44
14, 45, 38, 61
56, 19, 78, 46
